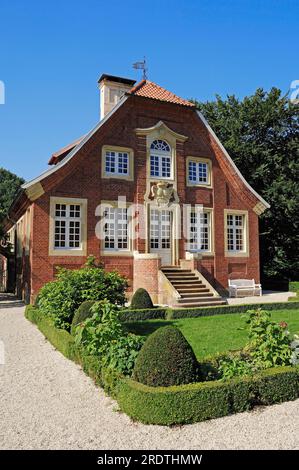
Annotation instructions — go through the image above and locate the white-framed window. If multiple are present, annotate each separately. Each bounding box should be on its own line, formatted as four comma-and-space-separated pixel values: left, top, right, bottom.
105, 150, 129, 176
188, 160, 209, 185
54, 203, 82, 250
188, 211, 211, 252
103, 207, 129, 251
226, 214, 245, 252
150, 139, 172, 179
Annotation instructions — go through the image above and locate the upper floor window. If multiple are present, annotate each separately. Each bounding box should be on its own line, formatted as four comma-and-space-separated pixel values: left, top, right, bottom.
150, 139, 172, 179
102, 146, 134, 181
105, 151, 128, 176
226, 213, 245, 252
54, 203, 82, 249
187, 157, 212, 187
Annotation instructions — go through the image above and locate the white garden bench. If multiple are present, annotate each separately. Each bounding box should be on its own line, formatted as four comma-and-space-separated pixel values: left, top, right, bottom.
228, 279, 262, 298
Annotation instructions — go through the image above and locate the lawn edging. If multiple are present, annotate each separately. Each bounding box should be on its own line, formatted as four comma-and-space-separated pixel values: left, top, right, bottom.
25, 305, 299, 426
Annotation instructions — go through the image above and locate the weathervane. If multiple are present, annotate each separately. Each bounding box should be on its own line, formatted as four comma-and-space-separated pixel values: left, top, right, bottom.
133, 57, 148, 80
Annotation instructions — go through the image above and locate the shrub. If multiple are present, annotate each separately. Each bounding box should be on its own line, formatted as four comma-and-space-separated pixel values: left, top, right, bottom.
74, 300, 123, 355
218, 353, 254, 380
37, 262, 128, 330
102, 334, 145, 376
71, 300, 96, 335
133, 326, 199, 387
246, 309, 292, 368
130, 288, 154, 309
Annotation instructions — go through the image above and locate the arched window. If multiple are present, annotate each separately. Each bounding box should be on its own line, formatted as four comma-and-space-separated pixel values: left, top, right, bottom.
150, 139, 172, 178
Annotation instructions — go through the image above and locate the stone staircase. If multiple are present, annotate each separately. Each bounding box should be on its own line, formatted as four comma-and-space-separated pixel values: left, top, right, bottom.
161, 267, 226, 308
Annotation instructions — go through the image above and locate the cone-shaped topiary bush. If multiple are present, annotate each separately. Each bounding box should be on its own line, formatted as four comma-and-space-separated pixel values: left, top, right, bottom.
132, 325, 199, 387
130, 288, 154, 309
71, 300, 96, 335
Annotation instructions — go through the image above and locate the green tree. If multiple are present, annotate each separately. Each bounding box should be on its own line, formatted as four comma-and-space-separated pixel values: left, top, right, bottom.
0, 167, 24, 238
193, 88, 299, 280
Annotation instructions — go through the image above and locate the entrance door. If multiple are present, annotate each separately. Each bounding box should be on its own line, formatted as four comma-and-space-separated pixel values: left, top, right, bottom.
150, 209, 172, 266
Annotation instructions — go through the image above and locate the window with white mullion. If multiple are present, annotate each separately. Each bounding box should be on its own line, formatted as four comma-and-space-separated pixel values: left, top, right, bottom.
105, 151, 129, 176
104, 207, 128, 251
188, 211, 210, 252
227, 214, 244, 252
150, 140, 172, 179
54, 203, 81, 250
188, 160, 209, 185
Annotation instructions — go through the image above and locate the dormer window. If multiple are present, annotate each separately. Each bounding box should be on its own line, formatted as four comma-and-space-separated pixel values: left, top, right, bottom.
150, 140, 172, 179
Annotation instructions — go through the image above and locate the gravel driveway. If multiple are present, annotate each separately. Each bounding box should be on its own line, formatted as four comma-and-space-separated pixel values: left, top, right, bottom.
0, 301, 298, 450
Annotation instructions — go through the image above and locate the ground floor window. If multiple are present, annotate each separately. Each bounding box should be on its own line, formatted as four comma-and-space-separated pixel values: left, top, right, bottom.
54, 203, 81, 249
188, 210, 211, 252
103, 207, 128, 251
226, 213, 245, 252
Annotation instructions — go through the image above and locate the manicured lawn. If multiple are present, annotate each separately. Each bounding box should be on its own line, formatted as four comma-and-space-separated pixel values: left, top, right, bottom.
125, 308, 299, 360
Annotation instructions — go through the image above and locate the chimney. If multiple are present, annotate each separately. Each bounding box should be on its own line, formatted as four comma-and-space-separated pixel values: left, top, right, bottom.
98, 74, 136, 119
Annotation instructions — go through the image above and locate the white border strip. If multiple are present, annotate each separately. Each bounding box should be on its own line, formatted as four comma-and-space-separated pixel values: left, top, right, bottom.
196, 110, 270, 209
22, 96, 128, 190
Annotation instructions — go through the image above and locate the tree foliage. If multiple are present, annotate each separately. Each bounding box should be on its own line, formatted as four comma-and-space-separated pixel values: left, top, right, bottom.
193, 88, 299, 280
0, 167, 24, 238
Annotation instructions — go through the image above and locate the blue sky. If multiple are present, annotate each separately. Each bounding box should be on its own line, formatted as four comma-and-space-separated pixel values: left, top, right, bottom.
0, 0, 297, 181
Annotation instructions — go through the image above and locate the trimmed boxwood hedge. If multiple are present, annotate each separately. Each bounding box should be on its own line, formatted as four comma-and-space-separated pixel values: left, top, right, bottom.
119, 301, 299, 322
25, 304, 299, 426
118, 367, 299, 425
168, 301, 299, 320
133, 326, 199, 387
119, 307, 167, 322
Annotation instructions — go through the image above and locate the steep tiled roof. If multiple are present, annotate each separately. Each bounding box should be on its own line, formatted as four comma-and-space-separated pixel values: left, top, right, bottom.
128, 80, 195, 107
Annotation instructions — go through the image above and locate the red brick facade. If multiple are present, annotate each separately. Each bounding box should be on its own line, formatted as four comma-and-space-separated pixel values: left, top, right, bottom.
5, 89, 268, 303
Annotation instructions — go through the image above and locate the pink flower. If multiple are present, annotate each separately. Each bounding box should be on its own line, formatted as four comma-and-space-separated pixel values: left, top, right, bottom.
279, 321, 288, 329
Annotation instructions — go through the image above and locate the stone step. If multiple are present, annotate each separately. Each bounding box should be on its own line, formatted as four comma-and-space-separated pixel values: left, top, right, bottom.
166, 275, 199, 281
162, 269, 192, 273
172, 279, 203, 286
173, 300, 227, 308
180, 292, 214, 298
177, 296, 221, 303
172, 284, 205, 290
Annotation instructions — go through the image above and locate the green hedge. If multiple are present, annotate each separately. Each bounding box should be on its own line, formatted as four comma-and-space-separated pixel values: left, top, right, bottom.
25, 305, 78, 360
119, 308, 167, 322
25, 305, 299, 426
289, 282, 299, 292
117, 377, 253, 425
118, 367, 299, 425
119, 302, 299, 322
168, 301, 299, 319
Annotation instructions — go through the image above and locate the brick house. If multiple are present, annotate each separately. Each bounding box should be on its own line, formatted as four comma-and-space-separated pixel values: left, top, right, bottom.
2, 74, 269, 306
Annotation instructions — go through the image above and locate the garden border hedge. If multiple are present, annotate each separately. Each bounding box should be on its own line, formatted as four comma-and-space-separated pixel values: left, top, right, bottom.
122, 301, 299, 322
25, 305, 299, 426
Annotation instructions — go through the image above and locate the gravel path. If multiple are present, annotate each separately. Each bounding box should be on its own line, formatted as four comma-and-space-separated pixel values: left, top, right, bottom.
0, 302, 299, 450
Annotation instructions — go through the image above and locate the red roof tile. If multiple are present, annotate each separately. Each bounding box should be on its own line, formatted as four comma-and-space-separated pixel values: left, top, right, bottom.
128, 80, 195, 107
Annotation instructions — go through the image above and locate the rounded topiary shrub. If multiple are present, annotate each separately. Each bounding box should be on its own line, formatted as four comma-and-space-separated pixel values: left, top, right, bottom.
132, 325, 199, 387
71, 300, 96, 335
130, 288, 154, 309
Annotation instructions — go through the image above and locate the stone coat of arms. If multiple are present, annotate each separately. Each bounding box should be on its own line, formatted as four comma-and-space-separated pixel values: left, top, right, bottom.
151, 181, 174, 206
